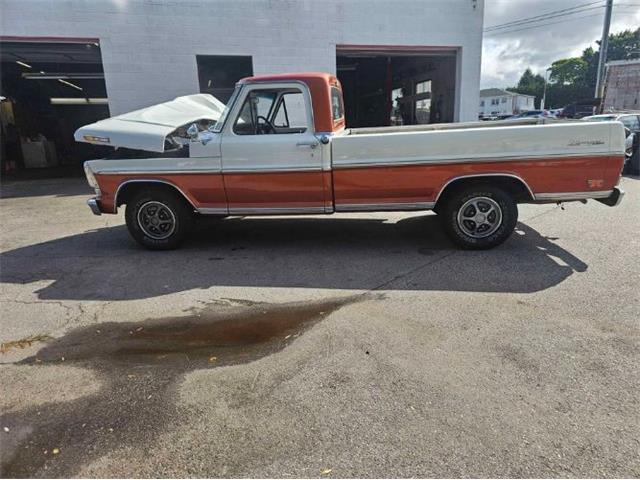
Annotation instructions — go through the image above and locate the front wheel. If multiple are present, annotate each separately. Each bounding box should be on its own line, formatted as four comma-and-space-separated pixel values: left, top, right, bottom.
441, 185, 518, 249
125, 188, 193, 250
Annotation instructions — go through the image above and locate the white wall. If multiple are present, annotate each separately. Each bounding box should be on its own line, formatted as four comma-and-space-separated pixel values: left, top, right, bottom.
1, 0, 484, 121
514, 95, 535, 113
479, 94, 534, 116
479, 95, 511, 116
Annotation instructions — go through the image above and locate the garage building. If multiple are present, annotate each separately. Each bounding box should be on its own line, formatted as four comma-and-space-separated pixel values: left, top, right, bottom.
0, 0, 484, 175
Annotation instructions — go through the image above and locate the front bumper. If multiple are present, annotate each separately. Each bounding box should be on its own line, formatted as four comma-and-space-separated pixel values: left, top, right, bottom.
87, 198, 102, 215
596, 186, 625, 207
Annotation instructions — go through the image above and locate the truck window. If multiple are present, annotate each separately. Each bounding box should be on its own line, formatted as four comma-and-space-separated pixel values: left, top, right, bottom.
621, 115, 640, 131
234, 88, 308, 135
331, 87, 344, 121
233, 91, 277, 135
273, 92, 307, 132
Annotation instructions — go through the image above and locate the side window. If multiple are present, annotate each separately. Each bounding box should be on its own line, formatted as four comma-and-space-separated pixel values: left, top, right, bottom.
273, 92, 308, 131
233, 91, 277, 135
331, 87, 344, 121
621, 115, 640, 130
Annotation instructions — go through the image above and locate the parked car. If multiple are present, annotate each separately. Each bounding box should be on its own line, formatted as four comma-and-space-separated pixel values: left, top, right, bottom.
582, 112, 640, 173
75, 72, 627, 251
506, 110, 552, 120
558, 101, 598, 119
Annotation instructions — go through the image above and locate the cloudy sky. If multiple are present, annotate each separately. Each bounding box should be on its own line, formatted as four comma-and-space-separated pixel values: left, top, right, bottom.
481, 0, 640, 88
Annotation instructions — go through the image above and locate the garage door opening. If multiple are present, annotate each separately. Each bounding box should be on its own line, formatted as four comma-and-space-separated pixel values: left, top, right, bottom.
336, 46, 458, 128
1, 39, 109, 177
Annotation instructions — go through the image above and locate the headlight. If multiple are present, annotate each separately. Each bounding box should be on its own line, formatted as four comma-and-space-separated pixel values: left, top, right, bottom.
83, 162, 101, 195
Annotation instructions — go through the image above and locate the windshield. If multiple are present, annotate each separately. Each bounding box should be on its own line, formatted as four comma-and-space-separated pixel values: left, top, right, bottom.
212, 85, 242, 133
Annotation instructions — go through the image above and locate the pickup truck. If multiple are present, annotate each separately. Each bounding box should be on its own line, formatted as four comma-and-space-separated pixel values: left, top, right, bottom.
76, 72, 626, 250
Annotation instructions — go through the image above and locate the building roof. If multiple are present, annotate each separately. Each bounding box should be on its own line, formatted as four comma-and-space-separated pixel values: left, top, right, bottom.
480, 88, 535, 98
606, 58, 640, 67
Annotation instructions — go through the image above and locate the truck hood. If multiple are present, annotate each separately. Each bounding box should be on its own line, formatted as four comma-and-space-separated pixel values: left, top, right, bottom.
74, 94, 225, 152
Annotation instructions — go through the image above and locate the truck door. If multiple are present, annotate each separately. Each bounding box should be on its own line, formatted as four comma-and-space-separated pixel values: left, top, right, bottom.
220, 83, 327, 214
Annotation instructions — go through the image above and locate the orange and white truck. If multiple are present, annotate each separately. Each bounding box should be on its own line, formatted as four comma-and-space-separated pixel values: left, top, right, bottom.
76, 72, 626, 250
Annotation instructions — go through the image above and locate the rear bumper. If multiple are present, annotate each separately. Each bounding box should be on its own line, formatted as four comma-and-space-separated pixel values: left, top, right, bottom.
596, 186, 625, 207
87, 197, 102, 215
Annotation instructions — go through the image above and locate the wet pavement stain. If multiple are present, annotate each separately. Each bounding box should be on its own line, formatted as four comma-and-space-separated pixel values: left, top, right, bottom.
0, 297, 356, 478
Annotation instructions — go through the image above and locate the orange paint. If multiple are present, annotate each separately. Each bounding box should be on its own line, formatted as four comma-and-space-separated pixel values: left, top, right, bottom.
95, 172, 227, 213
93, 155, 623, 214
332, 155, 624, 205
223, 171, 326, 209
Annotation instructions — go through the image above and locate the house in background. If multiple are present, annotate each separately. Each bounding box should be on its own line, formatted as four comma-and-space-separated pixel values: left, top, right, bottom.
479, 88, 535, 118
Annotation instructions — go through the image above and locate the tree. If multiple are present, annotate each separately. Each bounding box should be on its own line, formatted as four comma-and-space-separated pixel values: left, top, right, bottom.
508, 68, 545, 108
549, 58, 588, 86
508, 27, 640, 108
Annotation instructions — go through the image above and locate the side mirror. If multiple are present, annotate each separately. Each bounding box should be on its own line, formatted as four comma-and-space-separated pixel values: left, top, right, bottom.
186, 123, 199, 140
319, 134, 331, 145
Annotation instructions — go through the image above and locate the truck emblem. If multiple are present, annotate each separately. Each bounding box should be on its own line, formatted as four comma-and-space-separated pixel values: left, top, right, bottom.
568, 139, 605, 146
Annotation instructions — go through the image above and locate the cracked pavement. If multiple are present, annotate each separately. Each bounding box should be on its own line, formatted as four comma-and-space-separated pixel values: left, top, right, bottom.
0, 176, 639, 477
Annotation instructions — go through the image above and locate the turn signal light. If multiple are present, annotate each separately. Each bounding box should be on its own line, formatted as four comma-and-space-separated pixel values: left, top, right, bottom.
587, 179, 604, 189
83, 135, 110, 143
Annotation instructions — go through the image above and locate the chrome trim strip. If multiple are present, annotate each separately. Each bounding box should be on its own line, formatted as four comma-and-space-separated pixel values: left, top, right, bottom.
533, 190, 613, 201
197, 207, 229, 215
335, 202, 435, 212
113, 179, 198, 214
98, 169, 221, 175
98, 167, 322, 175
87, 198, 101, 216
435, 173, 535, 203
223, 166, 323, 174
228, 206, 326, 215
331, 151, 615, 169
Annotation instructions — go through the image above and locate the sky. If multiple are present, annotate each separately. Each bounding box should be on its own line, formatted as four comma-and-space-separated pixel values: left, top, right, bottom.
481, 0, 640, 88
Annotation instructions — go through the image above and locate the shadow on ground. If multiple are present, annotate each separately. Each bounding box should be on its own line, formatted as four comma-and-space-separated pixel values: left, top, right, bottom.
0, 214, 587, 300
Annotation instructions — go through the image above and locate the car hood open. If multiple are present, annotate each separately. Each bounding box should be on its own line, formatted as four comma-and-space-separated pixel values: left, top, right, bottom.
74, 94, 225, 152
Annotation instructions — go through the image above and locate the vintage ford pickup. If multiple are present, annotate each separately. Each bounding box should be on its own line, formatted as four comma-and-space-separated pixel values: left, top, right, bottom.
76, 72, 626, 250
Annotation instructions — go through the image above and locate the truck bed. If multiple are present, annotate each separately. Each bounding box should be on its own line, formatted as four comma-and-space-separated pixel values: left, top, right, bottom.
332, 120, 621, 168
346, 118, 574, 136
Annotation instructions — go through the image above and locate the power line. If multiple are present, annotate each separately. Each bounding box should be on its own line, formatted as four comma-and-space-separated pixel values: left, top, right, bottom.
485, 12, 606, 36
484, 3, 639, 36
484, 1, 604, 31
485, 5, 605, 32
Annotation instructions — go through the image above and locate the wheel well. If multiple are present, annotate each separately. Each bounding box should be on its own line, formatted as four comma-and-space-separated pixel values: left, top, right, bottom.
434, 175, 533, 211
115, 181, 195, 210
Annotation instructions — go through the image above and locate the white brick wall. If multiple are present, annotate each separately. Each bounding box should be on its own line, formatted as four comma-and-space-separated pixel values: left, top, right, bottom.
1, 0, 484, 120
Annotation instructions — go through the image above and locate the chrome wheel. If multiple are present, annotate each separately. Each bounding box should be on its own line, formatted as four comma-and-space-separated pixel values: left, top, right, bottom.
456, 196, 502, 239
137, 201, 176, 240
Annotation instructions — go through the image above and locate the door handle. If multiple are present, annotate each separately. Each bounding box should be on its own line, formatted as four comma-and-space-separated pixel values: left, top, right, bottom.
296, 140, 318, 149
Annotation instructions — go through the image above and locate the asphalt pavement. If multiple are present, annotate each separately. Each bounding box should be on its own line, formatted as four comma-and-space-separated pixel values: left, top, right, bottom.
0, 176, 638, 478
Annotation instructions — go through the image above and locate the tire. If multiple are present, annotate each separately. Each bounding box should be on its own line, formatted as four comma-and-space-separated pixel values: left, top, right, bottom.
441, 185, 518, 250
125, 188, 193, 250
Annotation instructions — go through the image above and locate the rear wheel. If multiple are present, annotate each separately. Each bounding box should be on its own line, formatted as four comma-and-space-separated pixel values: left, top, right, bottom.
441, 185, 518, 249
125, 188, 193, 250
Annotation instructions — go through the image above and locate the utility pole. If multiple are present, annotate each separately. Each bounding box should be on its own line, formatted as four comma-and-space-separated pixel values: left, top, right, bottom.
595, 0, 614, 100
541, 67, 551, 110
